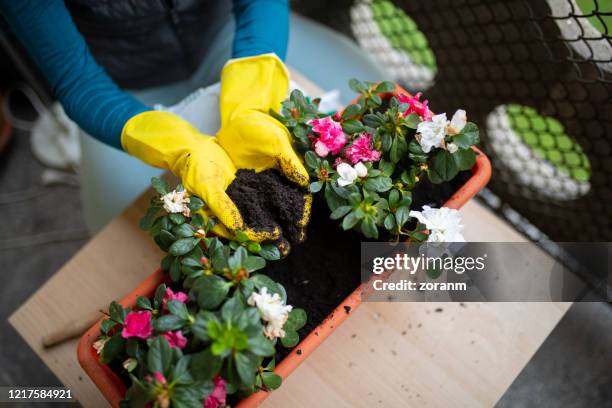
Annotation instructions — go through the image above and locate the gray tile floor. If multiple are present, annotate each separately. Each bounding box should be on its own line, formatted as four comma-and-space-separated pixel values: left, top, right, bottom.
0, 126, 610, 407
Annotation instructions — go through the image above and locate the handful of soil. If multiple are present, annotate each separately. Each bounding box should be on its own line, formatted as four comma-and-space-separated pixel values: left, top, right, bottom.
227, 169, 309, 246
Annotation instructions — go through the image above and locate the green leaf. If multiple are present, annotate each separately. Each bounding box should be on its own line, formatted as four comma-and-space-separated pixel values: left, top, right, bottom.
342, 211, 361, 230
154, 314, 185, 332
109, 301, 126, 324
430, 150, 459, 183
100, 319, 117, 334
309, 181, 323, 193
342, 119, 365, 134
247, 242, 261, 254
452, 148, 476, 171
348, 78, 367, 93
196, 275, 230, 310
243, 256, 266, 272
280, 331, 300, 348
157, 229, 176, 250
284, 308, 307, 331
192, 311, 216, 342
330, 205, 352, 220
364, 176, 392, 193
375, 81, 396, 93
100, 333, 124, 364
136, 296, 152, 311
169, 213, 186, 224
390, 135, 408, 163
139, 206, 161, 230
363, 113, 384, 127
151, 177, 169, 195
304, 151, 320, 170
388, 189, 400, 206
454, 122, 480, 147
259, 244, 281, 261
384, 213, 396, 230
360, 216, 379, 239
191, 348, 222, 381
234, 230, 249, 243
324, 183, 347, 211
342, 104, 362, 119
172, 382, 213, 407
169, 238, 199, 256
153, 284, 167, 310
234, 352, 258, 386
403, 112, 421, 129
248, 335, 276, 357
125, 338, 139, 358
395, 206, 410, 227
188, 196, 204, 212
167, 300, 190, 320
170, 257, 182, 282
173, 223, 194, 238
147, 336, 173, 375
261, 372, 282, 390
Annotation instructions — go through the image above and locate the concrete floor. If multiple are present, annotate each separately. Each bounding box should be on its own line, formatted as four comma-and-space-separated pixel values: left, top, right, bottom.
0, 126, 610, 407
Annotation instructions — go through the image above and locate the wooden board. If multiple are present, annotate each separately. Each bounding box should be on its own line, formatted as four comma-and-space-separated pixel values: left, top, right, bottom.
9, 71, 571, 408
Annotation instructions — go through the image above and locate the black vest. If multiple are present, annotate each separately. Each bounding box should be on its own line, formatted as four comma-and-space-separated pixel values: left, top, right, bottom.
65, 0, 232, 89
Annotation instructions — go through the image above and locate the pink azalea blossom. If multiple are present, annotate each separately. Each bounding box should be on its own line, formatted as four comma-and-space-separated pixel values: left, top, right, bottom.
204, 377, 227, 408
162, 288, 189, 310
398, 92, 433, 121
308, 116, 347, 157
162, 331, 187, 349
121, 310, 153, 339
153, 371, 167, 385
344, 133, 381, 164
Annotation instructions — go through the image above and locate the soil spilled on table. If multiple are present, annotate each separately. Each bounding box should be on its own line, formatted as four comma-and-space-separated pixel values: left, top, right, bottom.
227, 169, 308, 244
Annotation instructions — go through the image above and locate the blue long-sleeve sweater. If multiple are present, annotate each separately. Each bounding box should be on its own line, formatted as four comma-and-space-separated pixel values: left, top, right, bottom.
0, 0, 289, 150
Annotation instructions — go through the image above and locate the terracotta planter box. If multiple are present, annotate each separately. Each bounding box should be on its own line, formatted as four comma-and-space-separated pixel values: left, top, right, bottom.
78, 87, 491, 407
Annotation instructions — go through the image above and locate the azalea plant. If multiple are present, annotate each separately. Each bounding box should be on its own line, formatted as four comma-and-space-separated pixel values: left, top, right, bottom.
94, 178, 307, 408
271, 79, 476, 242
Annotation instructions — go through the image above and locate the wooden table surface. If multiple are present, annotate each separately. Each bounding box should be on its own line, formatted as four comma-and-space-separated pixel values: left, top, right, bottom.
9, 72, 571, 407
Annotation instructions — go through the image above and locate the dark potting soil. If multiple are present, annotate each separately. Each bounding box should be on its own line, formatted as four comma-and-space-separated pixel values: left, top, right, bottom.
227, 169, 307, 244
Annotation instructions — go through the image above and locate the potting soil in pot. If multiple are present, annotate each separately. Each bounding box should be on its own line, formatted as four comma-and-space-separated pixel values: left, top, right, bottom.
226, 167, 473, 362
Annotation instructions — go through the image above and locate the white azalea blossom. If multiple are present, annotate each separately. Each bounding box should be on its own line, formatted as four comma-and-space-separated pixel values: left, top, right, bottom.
247, 287, 293, 339
336, 162, 368, 187
448, 109, 467, 135
416, 109, 468, 152
409, 205, 465, 242
93, 337, 108, 355
161, 190, 191, 217
447, 142, 458, 154
416, 113, 448, 153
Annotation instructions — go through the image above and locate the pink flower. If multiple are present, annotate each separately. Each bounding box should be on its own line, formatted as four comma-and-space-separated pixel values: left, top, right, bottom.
398, 92, 433, 121
162, 288, 189, 310
308, 116, 347, 157
121, 310, 153, 339
204, 377, 226, 408
153, 371, 167, 385
162, 331, 187, 349
344, 133, 381, 164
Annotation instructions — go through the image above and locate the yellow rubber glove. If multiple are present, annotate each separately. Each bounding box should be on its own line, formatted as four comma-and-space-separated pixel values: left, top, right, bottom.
121, 111, 280, 242
217, 54, 312, 244
217, 54, 309, 187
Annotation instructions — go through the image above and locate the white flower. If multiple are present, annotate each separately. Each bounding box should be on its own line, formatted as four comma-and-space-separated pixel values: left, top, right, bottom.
448, 109, 467, 135
336, 162, 368, 187
247, 287, 293, 339
447, 142, 458, 154
354, 161, 368, 177
93, 337, 108, 355
409, 205, 465, 242
161, 190, 191, 217
416, 113, 448, 153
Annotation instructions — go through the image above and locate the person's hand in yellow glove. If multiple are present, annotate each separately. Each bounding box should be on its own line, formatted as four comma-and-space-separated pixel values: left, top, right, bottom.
217, 54, 312, 245
121, 111, 280, 242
